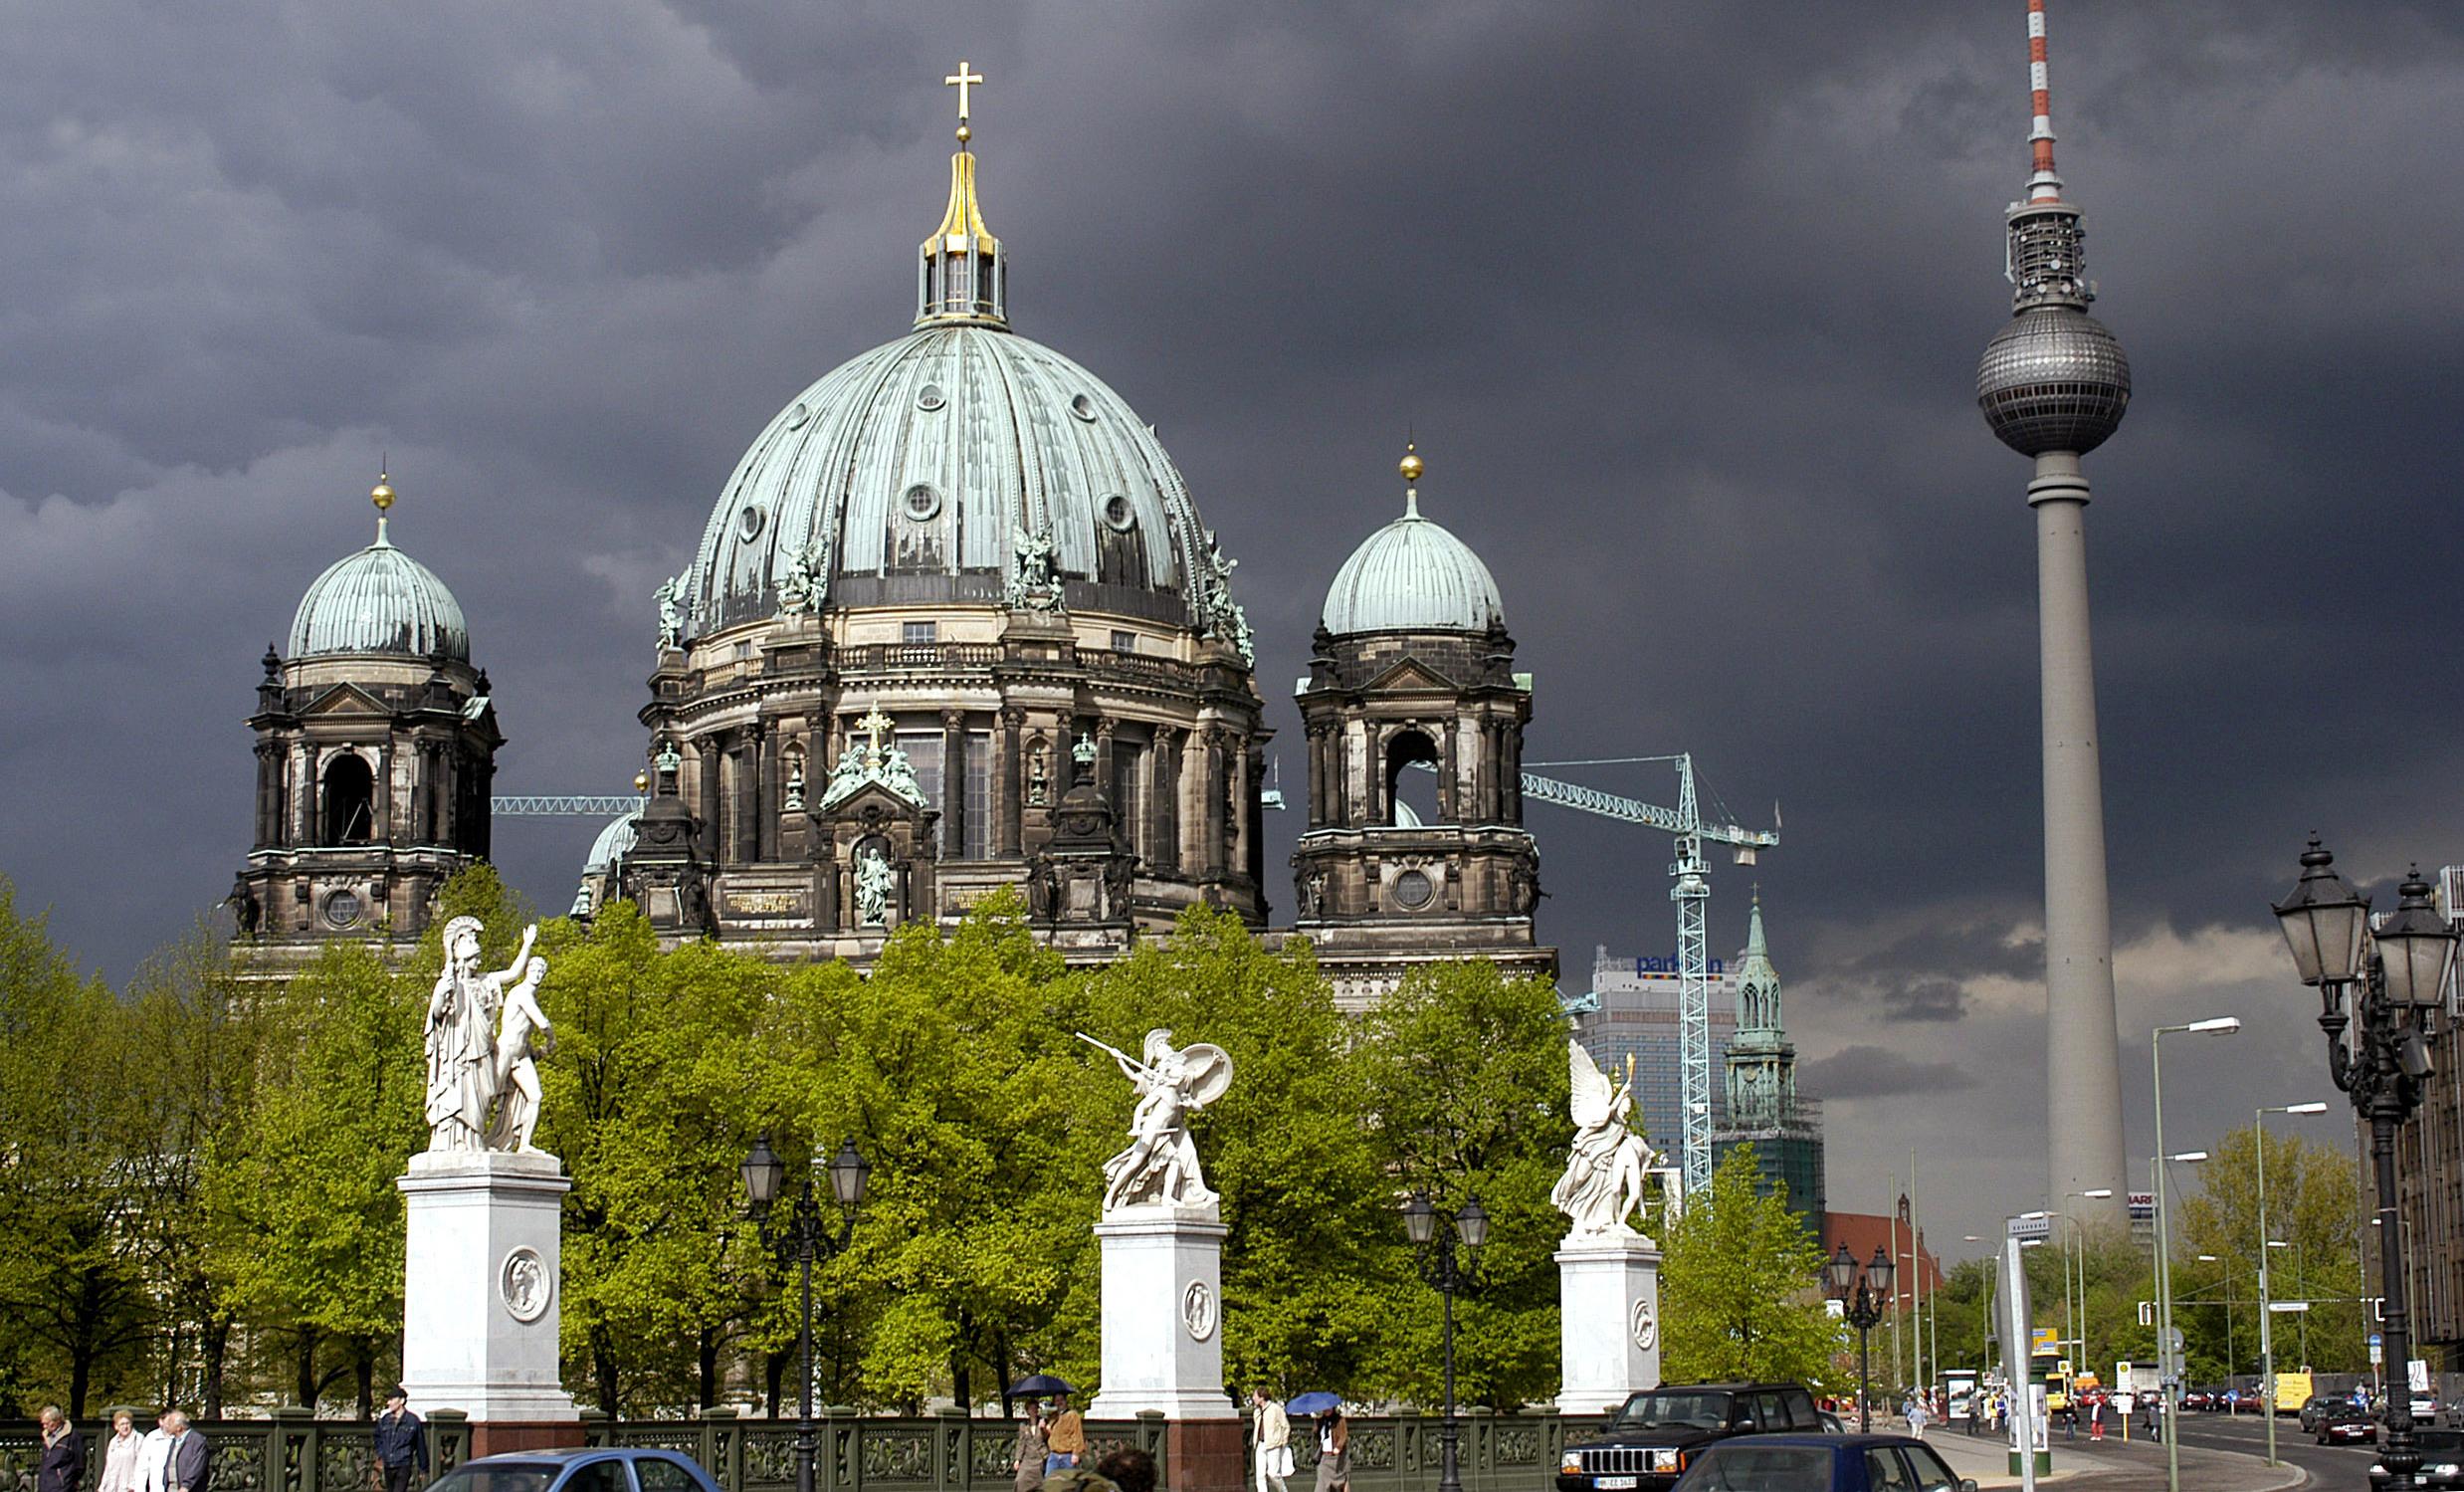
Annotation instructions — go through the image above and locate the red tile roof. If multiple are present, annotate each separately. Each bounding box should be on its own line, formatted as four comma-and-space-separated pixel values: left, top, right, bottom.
1822, 1210, 1946, 1301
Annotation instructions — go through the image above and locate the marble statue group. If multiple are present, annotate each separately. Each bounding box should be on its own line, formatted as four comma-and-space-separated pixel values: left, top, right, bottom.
425, 916, 557, 1154
1084, 1029, 1234, 1212
1551, 1038, 1660, 1237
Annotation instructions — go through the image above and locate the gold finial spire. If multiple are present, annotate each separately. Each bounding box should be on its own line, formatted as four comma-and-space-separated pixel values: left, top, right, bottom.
944, 60, 983, 145
1399, 441, 1424, 518
919, 61, 1006, 327
370, 466, 395, 543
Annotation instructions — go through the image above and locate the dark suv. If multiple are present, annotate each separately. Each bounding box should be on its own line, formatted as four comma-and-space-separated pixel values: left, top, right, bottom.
1558, 1384, 1824, 1492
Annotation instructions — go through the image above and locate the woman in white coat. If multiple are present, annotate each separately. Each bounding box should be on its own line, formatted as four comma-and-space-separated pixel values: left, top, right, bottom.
98, 1411, 143, 1492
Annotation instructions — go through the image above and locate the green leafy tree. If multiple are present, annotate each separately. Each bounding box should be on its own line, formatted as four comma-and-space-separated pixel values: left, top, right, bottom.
2173, 1125, 2366, 1376
0, 876, 153, 1417
1354, 959, 1569, 1407
1660, 1146, 1840, 1386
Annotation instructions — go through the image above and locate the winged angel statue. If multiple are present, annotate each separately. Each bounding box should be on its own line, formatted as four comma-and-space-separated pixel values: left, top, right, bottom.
1550, 1039, 1661, 1238
1084, 1029, 1235, 1213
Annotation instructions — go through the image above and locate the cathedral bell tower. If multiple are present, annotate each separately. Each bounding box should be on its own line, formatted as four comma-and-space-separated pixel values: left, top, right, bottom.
1292, 447, 1553, 1007
232, 474, 502, 956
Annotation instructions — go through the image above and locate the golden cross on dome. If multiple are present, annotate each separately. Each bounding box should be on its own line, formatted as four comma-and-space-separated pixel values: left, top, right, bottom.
854, 702, 895, 758
944, 61, 984, 141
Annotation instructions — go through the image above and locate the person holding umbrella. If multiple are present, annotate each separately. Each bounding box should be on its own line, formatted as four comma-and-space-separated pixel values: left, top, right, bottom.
1282, 1395, 1346, 1492
1006, 1377, 1073, 1485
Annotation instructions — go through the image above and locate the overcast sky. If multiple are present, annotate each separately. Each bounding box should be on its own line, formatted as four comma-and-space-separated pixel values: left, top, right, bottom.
5, 1, 2462, 1257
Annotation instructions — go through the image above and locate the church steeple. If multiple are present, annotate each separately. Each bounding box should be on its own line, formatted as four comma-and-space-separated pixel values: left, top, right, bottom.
1724, 891, 1796, 1127
917, 61, 1007, 328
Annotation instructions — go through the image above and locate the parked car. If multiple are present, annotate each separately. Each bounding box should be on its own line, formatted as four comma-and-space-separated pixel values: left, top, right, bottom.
1559, 1383, 1825, 1492
1672, 1435, 1977, 1492
2371, 1428, 2464, 1488
430, 1450, 724, 1492
2321, 1403, 2380, 1446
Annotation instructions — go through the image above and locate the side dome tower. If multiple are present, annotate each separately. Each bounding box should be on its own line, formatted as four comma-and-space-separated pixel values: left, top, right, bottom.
627, 68, 1269, 959
232, 474, 503, 958
1291, 446, 1553, 1008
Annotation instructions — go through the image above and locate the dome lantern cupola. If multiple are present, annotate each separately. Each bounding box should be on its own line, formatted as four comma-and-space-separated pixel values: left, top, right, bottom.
917, 62, 1005, 328
288, 471, 471, 662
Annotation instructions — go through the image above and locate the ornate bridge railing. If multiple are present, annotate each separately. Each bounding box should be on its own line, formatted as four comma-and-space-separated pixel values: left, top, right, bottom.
585, 1410, 1168, 1492
1271, 1412, 1604, 1492
0, 1410, 474, 1492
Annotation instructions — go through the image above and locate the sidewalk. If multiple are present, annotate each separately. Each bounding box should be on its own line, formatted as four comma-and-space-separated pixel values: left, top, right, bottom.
1897, 1421, 2305, 1492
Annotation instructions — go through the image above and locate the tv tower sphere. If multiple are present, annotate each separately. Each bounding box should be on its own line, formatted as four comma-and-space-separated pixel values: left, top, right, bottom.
1977, 306, 2132, 456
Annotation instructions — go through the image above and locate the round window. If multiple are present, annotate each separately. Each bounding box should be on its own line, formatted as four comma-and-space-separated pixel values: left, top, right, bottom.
1392, 869, 1435, 911
917, 383, 946, 412
1069, 392, 1098, 423
737, 505, 765, 540
785, 400, 812, 430
322, 889, 363, 929
1102, 495, 1136, 533
903, 483, 942, 522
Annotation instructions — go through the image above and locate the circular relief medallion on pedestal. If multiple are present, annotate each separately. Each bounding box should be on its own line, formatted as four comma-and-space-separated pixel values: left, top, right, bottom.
1181, 1281, 1218, 1342
1631, 1297, 1656, 1352
501, 1246, 552, 1324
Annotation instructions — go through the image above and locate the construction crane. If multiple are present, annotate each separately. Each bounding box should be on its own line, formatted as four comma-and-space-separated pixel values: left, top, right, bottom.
492, 795, 643, 816
1412, 751, 1779, 1194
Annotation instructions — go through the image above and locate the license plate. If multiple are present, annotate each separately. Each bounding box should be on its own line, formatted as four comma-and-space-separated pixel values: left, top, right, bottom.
1595, 1479, 1639, 1489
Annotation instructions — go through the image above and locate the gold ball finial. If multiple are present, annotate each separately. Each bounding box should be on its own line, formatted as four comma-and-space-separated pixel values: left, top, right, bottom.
634, 770, 651, 795
955, 122, 971, 143
1399, 443, 1424, 486
370, 471, 395, 513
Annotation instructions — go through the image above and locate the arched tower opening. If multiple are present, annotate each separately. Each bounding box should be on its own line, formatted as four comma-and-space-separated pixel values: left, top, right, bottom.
1384, 728, 1442, 826
321, 752, 376, 846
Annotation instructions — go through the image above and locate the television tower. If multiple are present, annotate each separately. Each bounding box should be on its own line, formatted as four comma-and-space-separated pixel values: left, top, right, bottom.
1976, 0, 2133, 1230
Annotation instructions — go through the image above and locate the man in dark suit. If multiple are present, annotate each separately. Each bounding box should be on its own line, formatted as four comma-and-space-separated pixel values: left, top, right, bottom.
36, 1405, 83, 1492
163, 1411, 210, 1492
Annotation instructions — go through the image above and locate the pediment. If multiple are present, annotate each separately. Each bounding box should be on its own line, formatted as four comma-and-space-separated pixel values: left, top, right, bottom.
300, 682, 391, 718
1359, 657, 1462, 696
813, 778, 932, 822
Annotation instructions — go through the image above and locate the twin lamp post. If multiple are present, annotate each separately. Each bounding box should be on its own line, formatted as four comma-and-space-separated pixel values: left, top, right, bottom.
742, 1136, 873, 1492
1824, 1242, 1896, 1433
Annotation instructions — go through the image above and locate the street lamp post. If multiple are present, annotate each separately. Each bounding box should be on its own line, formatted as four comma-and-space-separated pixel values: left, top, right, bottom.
2274, 840, 2459, 1492
2065, 1190, 2111, 1378
2155, 1011, 2235, 1492
2255, 1101, 2328, 1467
1404, 1189, 1488, 1492
743, 1136, 872, 1492
1827, 1243, 1896, 1433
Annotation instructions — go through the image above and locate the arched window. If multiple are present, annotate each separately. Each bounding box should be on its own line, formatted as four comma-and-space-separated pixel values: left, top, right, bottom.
321, 753, 376, 845
1384, 729, 1442, 826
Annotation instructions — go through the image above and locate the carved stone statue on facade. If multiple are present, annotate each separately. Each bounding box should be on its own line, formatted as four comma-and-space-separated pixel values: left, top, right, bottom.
653, 576, 686, 649
1084, 1029, 1234, 1213
776, 537, 829, 616
1551, 1039, 1659, 1239
855, 845, 894, 927
425, 919, 545, 1154
1194, 529, 1255, 664
1008, 523, 1063, 611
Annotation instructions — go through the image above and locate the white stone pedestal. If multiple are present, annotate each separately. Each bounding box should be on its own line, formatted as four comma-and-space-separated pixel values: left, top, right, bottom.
1555, 1231, 1662, 1415
1088, 1204, 1239, 1419
399, 1151, 579, 1424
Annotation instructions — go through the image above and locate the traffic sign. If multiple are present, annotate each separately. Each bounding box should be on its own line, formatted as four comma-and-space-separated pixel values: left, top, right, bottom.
2268, 1301, 2311, 1313
2164, 1327, 2184, 1353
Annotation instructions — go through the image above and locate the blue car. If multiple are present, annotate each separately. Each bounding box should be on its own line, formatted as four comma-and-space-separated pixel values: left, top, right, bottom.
430, 1449, 722, 1492
1673, 1435, 1976, 1492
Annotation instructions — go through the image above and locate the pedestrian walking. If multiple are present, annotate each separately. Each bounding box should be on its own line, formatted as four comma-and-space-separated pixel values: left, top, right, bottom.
1906, 1396, 1929, 1441
1012, 1402, 1049, 1492
99, 1412, 142, 1492
163, 1412, 210, 1492
136, 1413, 173, 1492
374, 1389, 428, 1492
1965, 1393, 1982, 1437
1250, 1390, 1292, 1492
1312, 1410, 1348, 1492
38, 1407, 84, 1492
1044, 1395, 1085, 1477
1993, 1392, 2008, 1435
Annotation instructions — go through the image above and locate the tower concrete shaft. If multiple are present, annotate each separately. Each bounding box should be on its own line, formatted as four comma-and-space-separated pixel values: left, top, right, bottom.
1976, 0, 2135, 1233
2032, 454, 2128, 1229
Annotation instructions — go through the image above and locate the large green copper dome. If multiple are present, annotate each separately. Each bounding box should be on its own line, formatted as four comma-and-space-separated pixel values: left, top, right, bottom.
684, 323, 1218, 637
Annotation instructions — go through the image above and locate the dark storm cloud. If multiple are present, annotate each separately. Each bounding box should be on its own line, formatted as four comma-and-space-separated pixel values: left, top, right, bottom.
4, 0, 2461, 1251
1800, 1046, 1976, 1103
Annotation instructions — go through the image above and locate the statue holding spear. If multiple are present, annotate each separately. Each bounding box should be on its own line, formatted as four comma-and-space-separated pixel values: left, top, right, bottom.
1079, 1029, 1234, 1212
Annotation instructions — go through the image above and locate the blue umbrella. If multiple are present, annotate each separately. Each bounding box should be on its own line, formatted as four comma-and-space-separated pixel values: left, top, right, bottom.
1286, 1391, 1340, 1415
1008, 1374, 1075, 1398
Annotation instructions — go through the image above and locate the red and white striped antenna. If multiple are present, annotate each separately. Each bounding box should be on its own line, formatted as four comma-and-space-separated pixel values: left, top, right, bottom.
2026, 0, 2064, 203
